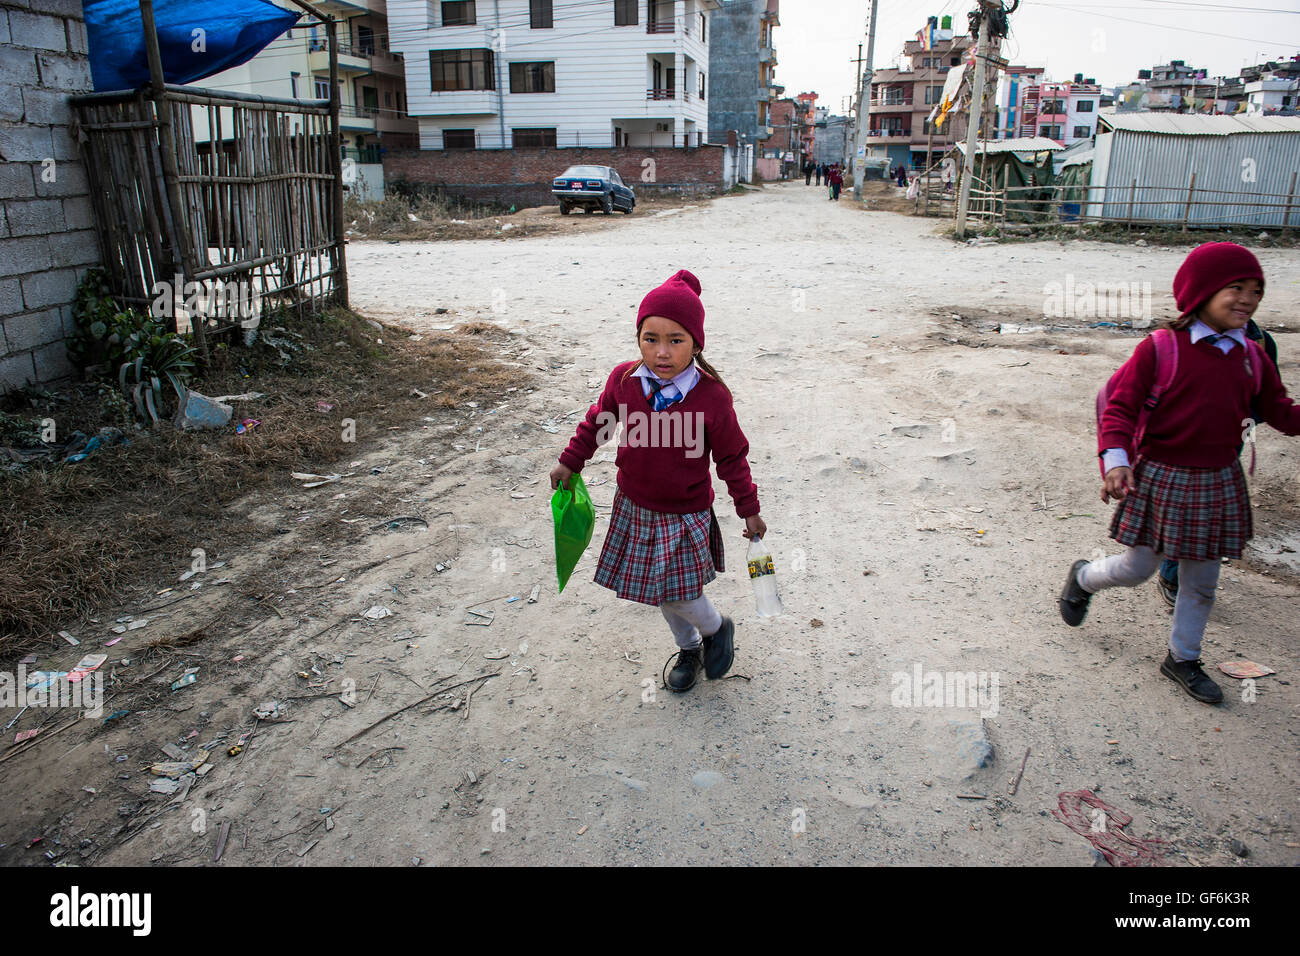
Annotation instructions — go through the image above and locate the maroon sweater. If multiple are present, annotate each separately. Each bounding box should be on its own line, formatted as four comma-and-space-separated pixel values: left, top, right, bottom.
559, 361, 761, 518
1100, 327, 1300, 468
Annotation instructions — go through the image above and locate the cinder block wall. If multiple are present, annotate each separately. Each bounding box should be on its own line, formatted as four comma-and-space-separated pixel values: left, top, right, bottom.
384, 146, 727, 207
0, 0, 99, 394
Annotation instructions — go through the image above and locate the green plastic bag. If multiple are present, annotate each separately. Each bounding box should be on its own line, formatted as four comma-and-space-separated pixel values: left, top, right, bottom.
551, 473, 595, 593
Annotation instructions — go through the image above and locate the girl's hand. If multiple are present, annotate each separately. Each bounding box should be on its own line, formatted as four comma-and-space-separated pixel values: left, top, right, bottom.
743, 514, 767, 540
550, 463, 574, 491
1101, 466, 1135, 504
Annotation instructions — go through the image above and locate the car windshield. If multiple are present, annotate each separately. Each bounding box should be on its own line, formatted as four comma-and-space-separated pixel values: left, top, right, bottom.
559, 166, 607, 178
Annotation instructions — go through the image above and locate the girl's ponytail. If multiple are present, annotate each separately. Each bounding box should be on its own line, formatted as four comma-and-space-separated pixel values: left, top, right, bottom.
694, 353, 730, 395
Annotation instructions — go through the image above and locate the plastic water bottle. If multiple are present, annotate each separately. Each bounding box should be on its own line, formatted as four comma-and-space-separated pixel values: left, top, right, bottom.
747, 535, 784, 618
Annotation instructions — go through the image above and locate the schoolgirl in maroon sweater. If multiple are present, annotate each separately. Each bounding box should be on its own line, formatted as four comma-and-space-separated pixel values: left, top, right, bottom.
549, 270, 766, 693
1059, 243, 1300, 704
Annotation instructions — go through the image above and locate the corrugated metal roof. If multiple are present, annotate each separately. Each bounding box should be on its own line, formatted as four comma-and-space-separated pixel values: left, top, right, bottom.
1099, 109, 1300, 135
955, 136, 1064, 154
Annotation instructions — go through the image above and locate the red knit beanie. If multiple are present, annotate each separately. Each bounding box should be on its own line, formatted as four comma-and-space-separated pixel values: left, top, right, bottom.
1172, 242, 1265, 317
637, 270, 705, 349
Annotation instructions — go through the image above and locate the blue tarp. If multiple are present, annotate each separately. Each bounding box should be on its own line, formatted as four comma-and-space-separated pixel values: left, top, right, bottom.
84, 0, 300, 93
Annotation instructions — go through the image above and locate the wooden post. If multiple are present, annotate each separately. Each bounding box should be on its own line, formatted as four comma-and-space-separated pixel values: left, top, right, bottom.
1283, 171, 1297, 234
139, 0, 208, 361
327, 17, 349, 308
1181, 171, 1196, 233
1127, 178, 1136, 234
1001, 163, 1009, 226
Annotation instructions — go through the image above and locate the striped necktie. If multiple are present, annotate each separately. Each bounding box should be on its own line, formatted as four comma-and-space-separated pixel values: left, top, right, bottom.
647, 377, 683, 411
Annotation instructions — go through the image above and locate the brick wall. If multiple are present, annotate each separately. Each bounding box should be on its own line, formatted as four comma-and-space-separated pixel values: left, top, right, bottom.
383, 145, 728, 208
0, 0, 98, 394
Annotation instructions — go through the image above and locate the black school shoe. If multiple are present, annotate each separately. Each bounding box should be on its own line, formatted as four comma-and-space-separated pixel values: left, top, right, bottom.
667, 646, 703, 693
702, 617, 736, 680
1058, 559, 1093, 627
1156, 571, 1178, 609
1160, 653, 1224, 704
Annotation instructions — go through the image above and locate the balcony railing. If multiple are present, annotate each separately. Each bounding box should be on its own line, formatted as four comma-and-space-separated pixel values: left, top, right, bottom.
873, 96, 913, 106
647, 88, 690, 101
868, 127, 911, 138
647, 20, 675, 34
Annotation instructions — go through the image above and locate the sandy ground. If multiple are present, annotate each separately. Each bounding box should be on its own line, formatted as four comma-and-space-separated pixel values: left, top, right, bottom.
4, 181, 1298, 866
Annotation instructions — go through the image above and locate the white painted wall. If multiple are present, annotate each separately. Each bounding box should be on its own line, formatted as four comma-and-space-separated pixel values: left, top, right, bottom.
388, 0, 715, 149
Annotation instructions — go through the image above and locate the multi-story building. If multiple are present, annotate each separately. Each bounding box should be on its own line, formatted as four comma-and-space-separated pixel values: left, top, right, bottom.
707, 0, 779, 147
387, 1, 720, 149
865, 16, 973, 170
199, 0, 418, 171
813, 108, 849, 165
795, 90, 817, 161
993, 65, 1043, 139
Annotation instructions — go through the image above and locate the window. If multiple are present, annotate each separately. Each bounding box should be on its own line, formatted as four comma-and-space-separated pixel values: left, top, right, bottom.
883, 87, 903, 104
699, 12, 706, 40
924, 85, 943, 105
698, 71, 706, 99
290, 71, 300, 98
920, 57, 931, 68
430, 49, 495, 90
614, 0, 637, 26
385, 91, 392, 107
314, 77, 330, 99
1042, 99, 1065, 114
923, 116, 937, 134
442, 1, 476, 26
357, 25, 375, 55
512, 128, 556, 148
950, 56, 960, 66
1073, 125, 1091, 139
530, 0, 552, 28
1039, 124, 1061, 139
1076, 99, 1094, 112
510, 61, 555, 93
361, 85, 378, 111
443, 129, 476, 149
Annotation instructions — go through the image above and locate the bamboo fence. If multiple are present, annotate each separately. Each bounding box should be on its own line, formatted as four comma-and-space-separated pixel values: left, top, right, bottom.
70, 84, 346, 356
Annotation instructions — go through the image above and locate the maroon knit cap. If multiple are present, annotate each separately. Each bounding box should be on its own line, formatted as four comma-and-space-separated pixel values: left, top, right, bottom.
1173, 242, 1265, 317
637, 270, 705, 349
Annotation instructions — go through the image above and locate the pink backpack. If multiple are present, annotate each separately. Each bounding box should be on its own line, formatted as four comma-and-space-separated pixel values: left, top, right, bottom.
1095, 328, 1266, 477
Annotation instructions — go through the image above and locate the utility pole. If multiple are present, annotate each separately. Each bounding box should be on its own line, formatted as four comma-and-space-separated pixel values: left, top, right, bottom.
850, 0, 880, 199
844, 43, 863, 171
955, 3, 994, 238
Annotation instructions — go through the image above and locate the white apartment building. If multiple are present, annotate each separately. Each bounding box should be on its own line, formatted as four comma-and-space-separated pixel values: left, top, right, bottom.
197, 1, 418, 171
386, 0, 720, 149
1244, 74, 1300, 114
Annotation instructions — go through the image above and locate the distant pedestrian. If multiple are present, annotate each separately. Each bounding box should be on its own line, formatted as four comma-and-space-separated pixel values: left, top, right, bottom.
804, 161, 813, 186
896, 164, 908, 187
830, 164, 843, 201
815, 163, 822, 186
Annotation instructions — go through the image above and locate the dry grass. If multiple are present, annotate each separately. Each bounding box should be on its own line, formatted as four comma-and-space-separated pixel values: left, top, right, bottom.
0, 308, 529, 656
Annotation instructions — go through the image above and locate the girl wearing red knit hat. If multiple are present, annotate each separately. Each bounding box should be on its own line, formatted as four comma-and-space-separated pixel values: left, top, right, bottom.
550, 270, 766, 692
1058, 242, 1300, 704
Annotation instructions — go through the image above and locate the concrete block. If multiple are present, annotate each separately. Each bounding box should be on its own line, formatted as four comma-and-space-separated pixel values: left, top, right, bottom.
8, 11, 66, 52
36, 53, 91, 92
0, 124, 54, 164
34, 159, 87, 197
0, 352, 38, 394
0, 278, 22, 317
61, 194, 94, 229
48, 228, 98, 267
32, 339, 74, 382
66, 17, 87, 56
0, 11, 10, 46
30, 0, 85, 16
59, 302, 77, 337
1, 307, 63, 352
21, 85, 73, 126
0, 47, 40, 87
21, 266, 77, 310
0, 206, 7, 238
0, 236, 51, 276
5, 197, 64, 236
0, 162, 34, 199
0, 85, 23, 123
51, 125, 78, 161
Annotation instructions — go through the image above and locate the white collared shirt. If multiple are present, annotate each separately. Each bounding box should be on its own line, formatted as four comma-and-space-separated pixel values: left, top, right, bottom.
633, 361, 700, 404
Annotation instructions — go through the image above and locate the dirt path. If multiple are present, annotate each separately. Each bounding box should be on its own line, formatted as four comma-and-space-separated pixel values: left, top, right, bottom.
5, 182, 1297, 866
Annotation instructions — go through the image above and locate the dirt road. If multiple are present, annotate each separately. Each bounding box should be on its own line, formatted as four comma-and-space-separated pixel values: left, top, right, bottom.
8, 182, 1298, 866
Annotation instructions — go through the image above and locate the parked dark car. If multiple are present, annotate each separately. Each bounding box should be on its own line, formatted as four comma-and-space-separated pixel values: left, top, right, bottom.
552, 165, 635, 215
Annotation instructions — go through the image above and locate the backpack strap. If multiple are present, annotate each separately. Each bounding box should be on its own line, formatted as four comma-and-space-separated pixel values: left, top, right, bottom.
1132, 328, 1179, 459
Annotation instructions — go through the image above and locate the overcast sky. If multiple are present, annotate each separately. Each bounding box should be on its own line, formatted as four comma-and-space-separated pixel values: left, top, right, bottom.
773, 0, 1300, 114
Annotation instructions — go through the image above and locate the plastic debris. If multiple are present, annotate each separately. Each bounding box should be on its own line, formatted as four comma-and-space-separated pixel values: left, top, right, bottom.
104, 636, 123, 647
174, 388, 234, 431
315, 401, 335, 413
1218, 660, 1275, 679
15, 729, 40, 744
25, 671, 67, 690
57, 630, 80, 646
253, 701, 281, 721
150, 749, 209, 778
363, 605, 393, 620
465, 609, 495, 626
102, 710, 129, 724
527, 585, 540, 603
235, 418, 262, 435
171, 669, 199, 692
483, 648, 510, 660
67, 654, 108, 683
292, 471, 349, 488
149, 779, 182, 795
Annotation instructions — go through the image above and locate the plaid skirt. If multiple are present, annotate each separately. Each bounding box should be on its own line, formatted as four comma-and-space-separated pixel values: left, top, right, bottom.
1110, 457, 1252, 561
593, 490, 725, 606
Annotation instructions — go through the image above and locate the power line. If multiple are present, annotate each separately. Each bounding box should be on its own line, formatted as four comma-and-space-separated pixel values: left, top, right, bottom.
1036, 3, 1300, 44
